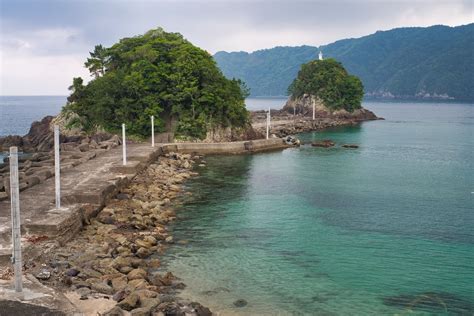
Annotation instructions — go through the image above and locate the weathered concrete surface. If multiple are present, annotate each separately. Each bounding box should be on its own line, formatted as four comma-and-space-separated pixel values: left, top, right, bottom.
0, 142, 161, 266
165, 138, 289, 155
0, 274, 75, 315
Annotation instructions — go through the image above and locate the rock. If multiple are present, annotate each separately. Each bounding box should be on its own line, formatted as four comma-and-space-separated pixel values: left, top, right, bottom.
147, 259, 161, 269
233, 299, 248, 307
131, 298, 161, 316
118, 293, 140, 311
127, 279, 149, 290
342, 144, 359, 148
113, 289, 130, 302
136, 247, 151, 259
189, 302, 212, 316
150, 272, 174, 287
127, 268, 147, 281
112, 275, 128, 291
36, 269, 51, 280
78, 143, 90, 152
76, 287, 92, 297
103, 306, 126, 316
165, 236, 173, 243
65, 268, 80, 277
91, 281, 114, 295
312, 140, 335, 148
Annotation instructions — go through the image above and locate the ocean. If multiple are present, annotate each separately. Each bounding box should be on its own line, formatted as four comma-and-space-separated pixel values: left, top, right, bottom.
159, 99, 474, 315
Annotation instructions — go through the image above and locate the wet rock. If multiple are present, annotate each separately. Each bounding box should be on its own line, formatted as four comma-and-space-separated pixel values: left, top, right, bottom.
233, 299, 248, 307
147, 259, 161, 269
118, 293, 140, 311
189, 302, 212, 316
342, 144, 359, 148
150, 272, 174, 287
312, 140, 335, 148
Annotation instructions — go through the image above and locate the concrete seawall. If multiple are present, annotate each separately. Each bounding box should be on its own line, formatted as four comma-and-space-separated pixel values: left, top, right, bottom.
0, 138, 290, 266
163, 138, 289, 155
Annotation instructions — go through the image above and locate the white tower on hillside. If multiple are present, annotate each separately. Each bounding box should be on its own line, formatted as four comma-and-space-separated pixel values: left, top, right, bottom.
318, 50, 323, 60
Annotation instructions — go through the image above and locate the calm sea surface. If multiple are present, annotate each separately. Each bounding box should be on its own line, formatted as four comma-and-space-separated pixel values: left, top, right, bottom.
160, 99, 474, 315
1, 97, 473, 315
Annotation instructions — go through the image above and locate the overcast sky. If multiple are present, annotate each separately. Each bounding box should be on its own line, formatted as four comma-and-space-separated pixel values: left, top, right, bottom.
1, 0, 472, 95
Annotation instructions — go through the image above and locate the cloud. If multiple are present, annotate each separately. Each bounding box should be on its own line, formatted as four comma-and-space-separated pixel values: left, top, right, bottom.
0, 0, 472, 95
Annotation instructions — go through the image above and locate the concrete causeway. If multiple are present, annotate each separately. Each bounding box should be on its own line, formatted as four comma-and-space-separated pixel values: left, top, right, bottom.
0, 138, 288, 266
0, 142, 162, 266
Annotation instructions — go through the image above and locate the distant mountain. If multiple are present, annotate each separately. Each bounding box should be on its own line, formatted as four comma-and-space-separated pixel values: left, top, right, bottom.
213, 24, 474, 101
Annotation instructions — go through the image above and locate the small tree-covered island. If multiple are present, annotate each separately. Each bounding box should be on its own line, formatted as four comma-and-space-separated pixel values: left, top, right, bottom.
64, 28, 250, 140
55, 28, 377, 145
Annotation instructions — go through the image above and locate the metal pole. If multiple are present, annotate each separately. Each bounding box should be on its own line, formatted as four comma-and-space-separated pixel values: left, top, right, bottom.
151, 116, 155, 147
54, 125, 60, 209
122, 124, 127, 165
266, 109, 269, 140
9, 147, 22, 292
313, 103, 315, 120
268, 107, 271, 127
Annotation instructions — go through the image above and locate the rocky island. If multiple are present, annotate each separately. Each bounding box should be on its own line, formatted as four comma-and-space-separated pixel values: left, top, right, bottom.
252, 58, 380, 137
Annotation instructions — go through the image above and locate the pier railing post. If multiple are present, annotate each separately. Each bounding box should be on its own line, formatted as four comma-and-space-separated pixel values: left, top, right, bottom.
151, 116, 155, 147
122, 123, 127, 165
9, 147, 23, 293
266, 108, 270, 140
54, 125, 61, 209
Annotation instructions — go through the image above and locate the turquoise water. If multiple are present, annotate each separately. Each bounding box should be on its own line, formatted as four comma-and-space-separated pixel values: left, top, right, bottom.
161, 101, 474, 315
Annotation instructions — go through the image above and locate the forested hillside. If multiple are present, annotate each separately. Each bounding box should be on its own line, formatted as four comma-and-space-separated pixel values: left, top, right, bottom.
214, 24, 474, 101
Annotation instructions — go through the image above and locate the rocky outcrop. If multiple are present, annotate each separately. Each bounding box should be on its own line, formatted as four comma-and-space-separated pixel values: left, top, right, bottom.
283, 94, 378, 121
251, 94, 381, 138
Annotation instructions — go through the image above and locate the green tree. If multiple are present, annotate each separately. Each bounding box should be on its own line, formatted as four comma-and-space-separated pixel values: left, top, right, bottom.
65, 28, 249, 138
288, 58, 364, 111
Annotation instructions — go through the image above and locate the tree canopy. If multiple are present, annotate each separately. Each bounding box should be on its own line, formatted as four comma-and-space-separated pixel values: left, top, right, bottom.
288, 58, 364, 111
65, 28, 249, 139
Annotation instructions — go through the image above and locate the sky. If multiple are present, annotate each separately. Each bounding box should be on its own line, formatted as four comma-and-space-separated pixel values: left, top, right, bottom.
0, 0, 472, 95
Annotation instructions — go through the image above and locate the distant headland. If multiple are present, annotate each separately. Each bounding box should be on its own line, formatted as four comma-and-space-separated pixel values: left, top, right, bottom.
214, 24, 474, 101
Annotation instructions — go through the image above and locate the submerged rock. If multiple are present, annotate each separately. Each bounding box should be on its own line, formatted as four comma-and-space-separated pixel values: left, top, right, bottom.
383, 291, 474, 314
233, 299, 248, 307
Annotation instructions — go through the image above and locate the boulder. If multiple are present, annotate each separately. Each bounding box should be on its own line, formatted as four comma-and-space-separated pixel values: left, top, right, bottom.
312, 140, 335, 148
127, 268, 147, 281
118, 293, 140, 311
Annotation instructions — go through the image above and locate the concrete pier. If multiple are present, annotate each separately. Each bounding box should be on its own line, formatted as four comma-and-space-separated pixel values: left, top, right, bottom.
0, 138, 289, 265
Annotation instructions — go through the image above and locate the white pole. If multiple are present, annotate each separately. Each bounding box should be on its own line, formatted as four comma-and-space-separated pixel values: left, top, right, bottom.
9, 147, 22, 293
268, 107, 271, 127
151, 116, 155, 147
266, 109, 269, 140
122, 123, 127, 165
54, 125, 60, 209
313, 103, 315, 120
